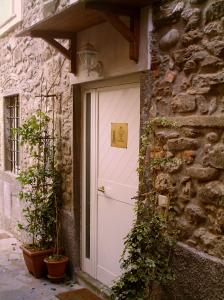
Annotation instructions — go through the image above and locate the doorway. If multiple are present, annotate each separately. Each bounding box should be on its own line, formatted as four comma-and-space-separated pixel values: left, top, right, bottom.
82, 82, 140, 286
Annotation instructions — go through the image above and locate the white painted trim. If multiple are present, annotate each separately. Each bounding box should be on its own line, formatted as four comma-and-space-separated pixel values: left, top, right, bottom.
69, 0, 79, 4
82, 89, 98, 277
0, 0, 23, 37
91, 91, 98, 279
81, 73, 140, 91
82, 92, 89, 274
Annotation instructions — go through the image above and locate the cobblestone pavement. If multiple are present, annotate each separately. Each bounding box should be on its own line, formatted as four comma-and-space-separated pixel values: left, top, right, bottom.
0, 229, 81, 300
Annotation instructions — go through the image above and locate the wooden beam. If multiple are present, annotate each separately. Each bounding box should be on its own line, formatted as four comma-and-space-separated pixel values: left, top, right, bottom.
41, 36, 71, 60
100, 11, 134, 42
96, 9, 140, 62
86, 1, 140, 62
130, 12, 140, 62
31, 30, 74, 39
85, 2, 136, 16
30, 31, 78, 75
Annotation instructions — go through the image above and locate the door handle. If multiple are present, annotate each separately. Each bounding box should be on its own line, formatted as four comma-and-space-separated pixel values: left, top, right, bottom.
98, 186, 105, 193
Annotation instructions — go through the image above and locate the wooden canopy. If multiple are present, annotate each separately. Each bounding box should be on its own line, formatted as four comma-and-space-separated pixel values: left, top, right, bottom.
17, 0, 150, 74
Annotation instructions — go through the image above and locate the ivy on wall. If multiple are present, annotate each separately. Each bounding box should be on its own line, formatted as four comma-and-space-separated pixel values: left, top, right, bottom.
111, 118, 180, 300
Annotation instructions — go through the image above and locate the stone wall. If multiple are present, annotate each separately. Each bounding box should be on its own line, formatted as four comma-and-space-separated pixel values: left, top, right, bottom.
0, 0, 73, 237
148, 0, 224, 259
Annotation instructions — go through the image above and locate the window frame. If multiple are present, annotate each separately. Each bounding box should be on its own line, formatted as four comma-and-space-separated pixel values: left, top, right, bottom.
0, 0, 23, 37
4, 94, 20, 174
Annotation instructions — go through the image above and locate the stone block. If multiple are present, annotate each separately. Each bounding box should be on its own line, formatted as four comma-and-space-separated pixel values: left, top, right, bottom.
183, 60, 197, 74
171, 93, 196, 113
181, 30, 203, 46
181, 8, 201, 31
208, 144, 224, 169
200, 56, 222, 72
173, 49, 188, 65
203, 38, 224, 57
183, 128, 201, 138
164, 71, 177, 83
167, 138, 199, 151
192, 50, 209, 62
42, 0, 57, 18
182, 150, 197, 165
206, 132, 219, 143
163, 116, 224, 128
208, 97, 217, 115
155, 173, 173, 193
196, 95, 208, 115
205, 0, 224, 24
192, 71, 224, 88
186, 166, 219, 181
198, 181, 224, 205
154, 1, 185, 27
167, 242, 224, 300
185, 203, 205, 223
159, 29, 180, 50
204, 21, 224, 36
187, 87, 210, 95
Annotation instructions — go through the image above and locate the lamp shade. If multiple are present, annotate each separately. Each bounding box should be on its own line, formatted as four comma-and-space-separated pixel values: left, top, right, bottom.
78, 42, 99, 71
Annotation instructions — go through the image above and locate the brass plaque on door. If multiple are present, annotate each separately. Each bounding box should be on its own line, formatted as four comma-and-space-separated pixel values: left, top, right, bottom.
111, 123, 128, 148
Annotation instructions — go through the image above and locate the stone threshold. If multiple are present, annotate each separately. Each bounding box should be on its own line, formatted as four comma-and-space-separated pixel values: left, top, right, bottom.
75, 270, 111, 300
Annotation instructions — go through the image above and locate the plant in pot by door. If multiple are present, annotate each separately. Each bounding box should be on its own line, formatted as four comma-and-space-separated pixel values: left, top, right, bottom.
44, 170, 68, 282
15, 110, 61, 278
44, 228, 69, 281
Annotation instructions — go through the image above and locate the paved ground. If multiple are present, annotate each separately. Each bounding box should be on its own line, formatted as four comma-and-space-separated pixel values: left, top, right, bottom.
0, 229, 81, 300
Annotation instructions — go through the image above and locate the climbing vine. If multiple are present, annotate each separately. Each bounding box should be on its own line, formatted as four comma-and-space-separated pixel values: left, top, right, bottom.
111, 118, 180, 300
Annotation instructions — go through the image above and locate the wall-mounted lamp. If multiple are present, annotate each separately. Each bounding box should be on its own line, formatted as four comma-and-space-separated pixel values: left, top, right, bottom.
77, 42, 103, 77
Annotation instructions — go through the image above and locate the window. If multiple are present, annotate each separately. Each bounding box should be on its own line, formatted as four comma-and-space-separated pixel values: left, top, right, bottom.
4, 95, 20, 174
0, 0, 22, 37
0, 0, 13, 25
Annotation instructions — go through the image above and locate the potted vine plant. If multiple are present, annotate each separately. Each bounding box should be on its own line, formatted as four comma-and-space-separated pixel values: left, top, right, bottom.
43, 217, 69, 281
15, 110, 61, 278
43, 169, 68, 282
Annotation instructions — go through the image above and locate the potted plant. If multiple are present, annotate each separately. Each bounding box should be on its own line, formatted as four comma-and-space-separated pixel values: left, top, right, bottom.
44, 169, 68, 282
15, 110, 61, 278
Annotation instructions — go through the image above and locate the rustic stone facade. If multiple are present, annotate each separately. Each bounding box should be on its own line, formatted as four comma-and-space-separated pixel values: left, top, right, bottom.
0, 0, 73, 237
0, 0, 224, 297
147, 0, 224, 259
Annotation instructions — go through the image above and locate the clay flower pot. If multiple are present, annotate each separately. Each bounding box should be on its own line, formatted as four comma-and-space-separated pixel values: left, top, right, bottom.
44, 255, 68, 281
21, 245, 55, 278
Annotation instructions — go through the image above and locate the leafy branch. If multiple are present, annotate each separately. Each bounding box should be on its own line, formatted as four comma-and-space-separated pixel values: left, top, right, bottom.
111, 118, 179, 300
14, 110, 61, 248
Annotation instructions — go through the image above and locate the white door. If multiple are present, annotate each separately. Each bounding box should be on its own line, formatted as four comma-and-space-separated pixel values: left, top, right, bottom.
82, 83, 140, 287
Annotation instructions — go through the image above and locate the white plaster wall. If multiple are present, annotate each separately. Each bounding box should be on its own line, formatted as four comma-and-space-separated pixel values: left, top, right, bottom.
70, 6, 152, 84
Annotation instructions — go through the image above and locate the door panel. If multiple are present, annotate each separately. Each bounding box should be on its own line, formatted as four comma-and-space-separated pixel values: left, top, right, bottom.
96, 86, 140, 286
82, 83, 140, 287
97, 196, 134, 285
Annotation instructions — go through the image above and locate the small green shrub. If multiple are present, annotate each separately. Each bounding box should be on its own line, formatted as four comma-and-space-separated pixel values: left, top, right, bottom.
15, 110, 61, 248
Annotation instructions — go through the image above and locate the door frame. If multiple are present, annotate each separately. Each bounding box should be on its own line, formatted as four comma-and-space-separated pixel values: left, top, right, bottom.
81, 74, 140, 281
82, 88, 98, 277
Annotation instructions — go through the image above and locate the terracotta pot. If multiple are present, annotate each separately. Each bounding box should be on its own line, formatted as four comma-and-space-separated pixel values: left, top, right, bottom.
21, 245, 55, 278
44, 256, 68, 280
